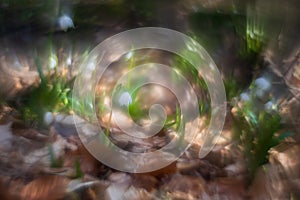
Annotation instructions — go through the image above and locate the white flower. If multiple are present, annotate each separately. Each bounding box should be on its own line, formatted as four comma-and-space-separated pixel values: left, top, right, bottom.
125, 51, 133, 60
118, 92, 132, 106
49, 54, 57, 69
57, 15, 74, 31
88, 102, 94, 111
240, 92, 250, 102
44, 112, 54, 125
264, 101, 276, 111
66, 56, 72, 66
254, 77, 271, 91
87, 61, 96, 71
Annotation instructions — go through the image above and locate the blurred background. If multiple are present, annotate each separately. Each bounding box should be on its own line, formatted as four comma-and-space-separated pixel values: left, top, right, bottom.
0, 0, 300, 199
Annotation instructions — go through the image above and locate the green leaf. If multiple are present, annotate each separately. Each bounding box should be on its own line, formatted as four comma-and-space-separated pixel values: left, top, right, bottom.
277, 131, 293, 141
75, 158, 83, 178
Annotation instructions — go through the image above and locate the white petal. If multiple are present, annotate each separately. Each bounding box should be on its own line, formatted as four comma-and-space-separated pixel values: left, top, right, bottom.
87, 61, 96, 71
49, 56, 57, 69
240, 92, 250, 102
66, 56, 72, 66
57, 15, 74, 31
125, 51, 133, 60
255, 77, 271, 91
264, 101, 276, 111
118, 92, 132, 106
44, 111, 54, 125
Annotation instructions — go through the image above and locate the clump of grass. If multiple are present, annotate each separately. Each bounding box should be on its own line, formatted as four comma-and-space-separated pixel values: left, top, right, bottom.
224, 77, 242, 103
75, 158, 83, 179
245, 6, 265, 55
232, 95, 290, 181
73, 94, 95, 122
172, 53, 211, 116
223, 75, 293, 182
13, 58, 74, 127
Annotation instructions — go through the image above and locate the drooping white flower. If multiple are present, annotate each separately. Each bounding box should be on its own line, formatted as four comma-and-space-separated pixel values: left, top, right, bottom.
125, 51, 133, 60
66, 56, 72, 66
264, 101, 276, 111
240, 92, 250, 102
254, 77, 271, 91
87, 61, 96, 71
57, 15, 74, 31
49, 54, 57, 69
118, 92, 132, 106
88, 102, 94, 111
44, 111, 54, 125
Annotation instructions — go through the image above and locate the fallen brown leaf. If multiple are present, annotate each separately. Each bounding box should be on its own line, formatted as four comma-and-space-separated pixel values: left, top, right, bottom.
63, 144, 100, 175
162, 174, 206, 198
143, 162, 177, 178
21, 176, 70, 200
207, 177, 247, 199
132, 174, 158, 191
0, 178, 21, 200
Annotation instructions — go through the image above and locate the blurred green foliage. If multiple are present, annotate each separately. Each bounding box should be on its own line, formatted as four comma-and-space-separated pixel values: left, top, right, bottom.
232, 98, 288, 181
172, 53, 211, 116
75, 158, 83, 179
73, 94, 94, 122
14, 58, 73, 126
189, 11, 265, 70
189, 12, 235, 51
224, 77, 242, 102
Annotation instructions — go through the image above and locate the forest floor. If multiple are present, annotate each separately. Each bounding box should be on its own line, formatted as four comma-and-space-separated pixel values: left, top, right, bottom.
1, 1, 300, 198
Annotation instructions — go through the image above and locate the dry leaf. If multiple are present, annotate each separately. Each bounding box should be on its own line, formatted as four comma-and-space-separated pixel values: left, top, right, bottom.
63, 143, 100, 175
132, 174, 158, 191
162, 174, 206, 198
207, 177, 247, 199
249, 164, 293, 200
0, 178, 21, 200
21, 176, 70, 200
269, 143, 300, 179
177, 159, 201, 173
144, 162, 177, 178
104, 173, 132, 200
12, 128, 48, 142
122, 186, 155, 200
